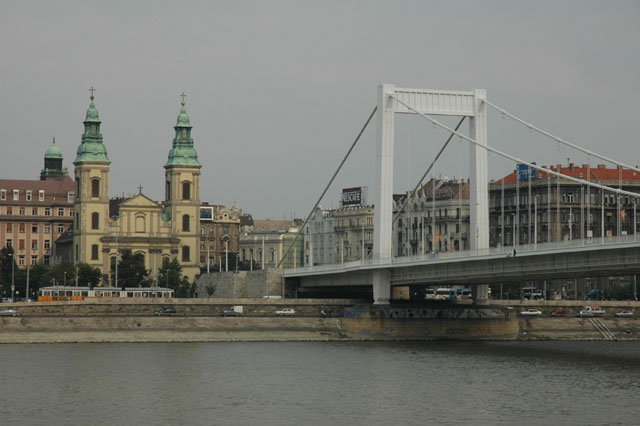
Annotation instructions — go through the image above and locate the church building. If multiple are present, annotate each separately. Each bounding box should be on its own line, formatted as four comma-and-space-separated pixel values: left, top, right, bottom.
72, 91, 202, 285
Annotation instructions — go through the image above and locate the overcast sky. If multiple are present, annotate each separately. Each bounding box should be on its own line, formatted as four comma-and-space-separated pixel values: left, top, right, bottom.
1, 1, 639, 219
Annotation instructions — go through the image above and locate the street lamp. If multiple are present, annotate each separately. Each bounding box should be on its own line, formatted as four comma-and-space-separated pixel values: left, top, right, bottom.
8, 253, 15, 302
111, 215, 120, 288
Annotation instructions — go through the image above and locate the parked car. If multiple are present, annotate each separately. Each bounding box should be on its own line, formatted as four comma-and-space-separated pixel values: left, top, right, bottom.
551, 310, 568, 317
221, 308, 242, 317
154, 307, 176, 316
275, 308, 295, 316
579, 306, 605, 317
0, 308, 19, 316
615, 310, 634, 317
519, 309, 542, 317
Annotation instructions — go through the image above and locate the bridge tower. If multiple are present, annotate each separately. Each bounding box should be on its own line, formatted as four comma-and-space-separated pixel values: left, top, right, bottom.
373, 84, 489, 304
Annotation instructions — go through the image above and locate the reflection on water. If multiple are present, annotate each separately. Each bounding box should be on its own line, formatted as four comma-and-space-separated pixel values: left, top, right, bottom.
1, 341, 639, 426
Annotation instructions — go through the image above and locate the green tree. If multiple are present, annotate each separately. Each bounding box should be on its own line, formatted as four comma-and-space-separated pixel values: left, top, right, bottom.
158, 258, 182, 293
0, 246, 16, 299
77, 262, 102, 288
43, 260, 75, 287
116, 249, 149, 288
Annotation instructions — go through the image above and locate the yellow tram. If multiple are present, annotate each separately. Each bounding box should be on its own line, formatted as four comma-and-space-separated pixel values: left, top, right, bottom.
37, 286, 174, 302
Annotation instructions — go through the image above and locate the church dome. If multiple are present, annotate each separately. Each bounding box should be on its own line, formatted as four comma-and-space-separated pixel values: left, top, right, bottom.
45, 139, 63, 159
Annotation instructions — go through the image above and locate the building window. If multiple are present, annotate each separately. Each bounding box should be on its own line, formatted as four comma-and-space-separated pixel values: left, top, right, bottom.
19, 207, 25, 215
6, 224, 12, 233
182, 245, 190, 261
166, 181, 171, 200
0, 189, 5, 200
32, 224, 38, 233
200, 226, 204, 235
44, 255, 50, 265
182, 182, 191, 200
44, 207, 51, 216
32, 207, 38, 215
135, 216, 145, 233
26, 190, 32, 201
182, 214, 190, 232
69, 208, 73, 217
18, 256, 25, 266
19, 223, 25, 233
6, 207, 12, 215
31, 256, 37, 265
13, 189, 19, 200
44, 225, 50, 233
6, 239, 12, 247
44, 240, 50, 249
32, 240, 37, 249
57, 224, 64, 233
91, 179, 100, 197
209, 226, 214, 235
67, 192, 75, 203
91, 244, 99, 260
58, 208, 64, 216
39, 190, 45, 201
19, 239, 25, 250
92, 212, 99, 230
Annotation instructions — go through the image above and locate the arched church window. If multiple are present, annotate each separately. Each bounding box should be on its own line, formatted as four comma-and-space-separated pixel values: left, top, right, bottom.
166, 181, 171, 200
182, 182, 191, 200
182, 246, 190, 262
91, 179, 100, 197
91, 212, 99, 230
182, 214, 190, 232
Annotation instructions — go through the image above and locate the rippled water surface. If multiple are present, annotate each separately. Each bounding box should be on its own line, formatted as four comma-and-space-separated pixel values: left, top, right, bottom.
1, 341, 639, 425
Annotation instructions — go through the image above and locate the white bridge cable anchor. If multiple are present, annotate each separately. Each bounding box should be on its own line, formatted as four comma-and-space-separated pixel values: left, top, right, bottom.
483, 99, 640, 175
388, 93, 640, 200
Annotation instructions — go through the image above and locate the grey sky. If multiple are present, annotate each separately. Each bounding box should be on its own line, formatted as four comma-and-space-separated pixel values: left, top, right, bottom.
1, 1, 639, 219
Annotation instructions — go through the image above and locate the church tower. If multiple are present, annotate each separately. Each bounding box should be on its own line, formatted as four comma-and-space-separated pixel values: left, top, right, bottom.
164, 95, 201, 281
40, 138, 65, 180
73, 88, 111, 275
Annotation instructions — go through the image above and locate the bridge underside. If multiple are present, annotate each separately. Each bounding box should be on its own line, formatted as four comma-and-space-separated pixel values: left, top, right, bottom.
289, 246, 640, 292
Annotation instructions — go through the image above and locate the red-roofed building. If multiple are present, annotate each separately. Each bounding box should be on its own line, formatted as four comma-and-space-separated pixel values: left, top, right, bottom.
0, 140, 75, 267
490, 163, 640, 248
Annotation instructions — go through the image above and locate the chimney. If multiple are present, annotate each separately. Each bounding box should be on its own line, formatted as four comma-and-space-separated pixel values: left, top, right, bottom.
569, 163, 574, 171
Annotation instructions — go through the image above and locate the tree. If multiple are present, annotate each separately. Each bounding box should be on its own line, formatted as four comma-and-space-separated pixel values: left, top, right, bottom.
0, 246, 16, 299
158, 257, 182, 293
77, 262, 102, 288
43, 260, 75, 287
116, 249, 149, 288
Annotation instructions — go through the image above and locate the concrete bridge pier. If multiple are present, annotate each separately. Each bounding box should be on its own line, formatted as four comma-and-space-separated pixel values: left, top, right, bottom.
473, 284, 490, 304
373, 270, 391, 304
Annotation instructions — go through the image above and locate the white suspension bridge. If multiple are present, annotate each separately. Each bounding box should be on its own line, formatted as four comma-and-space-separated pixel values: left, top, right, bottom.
280, 84, 640, 304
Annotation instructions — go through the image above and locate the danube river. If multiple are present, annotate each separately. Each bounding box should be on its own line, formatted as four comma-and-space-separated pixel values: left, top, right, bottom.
1, 341, 639, 425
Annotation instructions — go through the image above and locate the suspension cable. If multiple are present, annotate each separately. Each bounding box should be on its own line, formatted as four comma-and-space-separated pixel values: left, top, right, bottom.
392, 117, 466, 224
483, 99, 640, 174
389, 93, 640, 199
276, 106, 378, 268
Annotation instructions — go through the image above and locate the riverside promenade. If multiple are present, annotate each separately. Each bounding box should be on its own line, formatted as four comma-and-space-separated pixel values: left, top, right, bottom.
1, 299, 639, 343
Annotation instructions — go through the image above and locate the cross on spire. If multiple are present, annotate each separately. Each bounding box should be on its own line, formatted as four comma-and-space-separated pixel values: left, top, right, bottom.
89, 86, 96, 100
137, 184, 143, 194
180, 92, 186, 106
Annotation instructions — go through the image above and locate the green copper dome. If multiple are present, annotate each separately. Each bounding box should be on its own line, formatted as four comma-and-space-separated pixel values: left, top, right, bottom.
45, 138, 63, 159
165, 103, 201, 168
74, 98, 110, 165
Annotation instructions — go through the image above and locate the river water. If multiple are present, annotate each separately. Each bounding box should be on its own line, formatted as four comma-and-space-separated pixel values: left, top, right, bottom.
1, 341, 639, 425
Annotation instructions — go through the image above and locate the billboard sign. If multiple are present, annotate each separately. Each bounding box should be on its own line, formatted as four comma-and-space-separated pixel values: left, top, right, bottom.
517, 163, 536, 181
200, 206, 213, 219
342, 187, 364, 206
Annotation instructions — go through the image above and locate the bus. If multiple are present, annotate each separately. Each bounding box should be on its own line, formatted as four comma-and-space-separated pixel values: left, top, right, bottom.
522, 287, 544, 300
37, 286, 174, 302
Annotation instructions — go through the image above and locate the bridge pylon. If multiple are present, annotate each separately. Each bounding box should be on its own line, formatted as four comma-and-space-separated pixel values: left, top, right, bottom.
373, 84, 490, 304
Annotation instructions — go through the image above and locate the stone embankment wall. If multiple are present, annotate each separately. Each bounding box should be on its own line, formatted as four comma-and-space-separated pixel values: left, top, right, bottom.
196, 268, 283, 298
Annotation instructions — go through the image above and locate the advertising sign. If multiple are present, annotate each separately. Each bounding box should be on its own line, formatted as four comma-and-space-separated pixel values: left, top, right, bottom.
200, 206, 213, 219
517, 163, 537, 181
342, 187, 364, 206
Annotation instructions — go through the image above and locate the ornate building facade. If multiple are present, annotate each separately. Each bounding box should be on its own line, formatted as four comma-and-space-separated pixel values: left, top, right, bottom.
72, 93, 202, 285
0, 140, 75, 266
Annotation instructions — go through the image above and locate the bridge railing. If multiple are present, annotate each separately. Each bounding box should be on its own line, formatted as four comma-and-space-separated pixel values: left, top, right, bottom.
285, 233, 640, 275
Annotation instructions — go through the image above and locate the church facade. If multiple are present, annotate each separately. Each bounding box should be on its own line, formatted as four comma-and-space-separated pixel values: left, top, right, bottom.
72, 93, 202, 285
